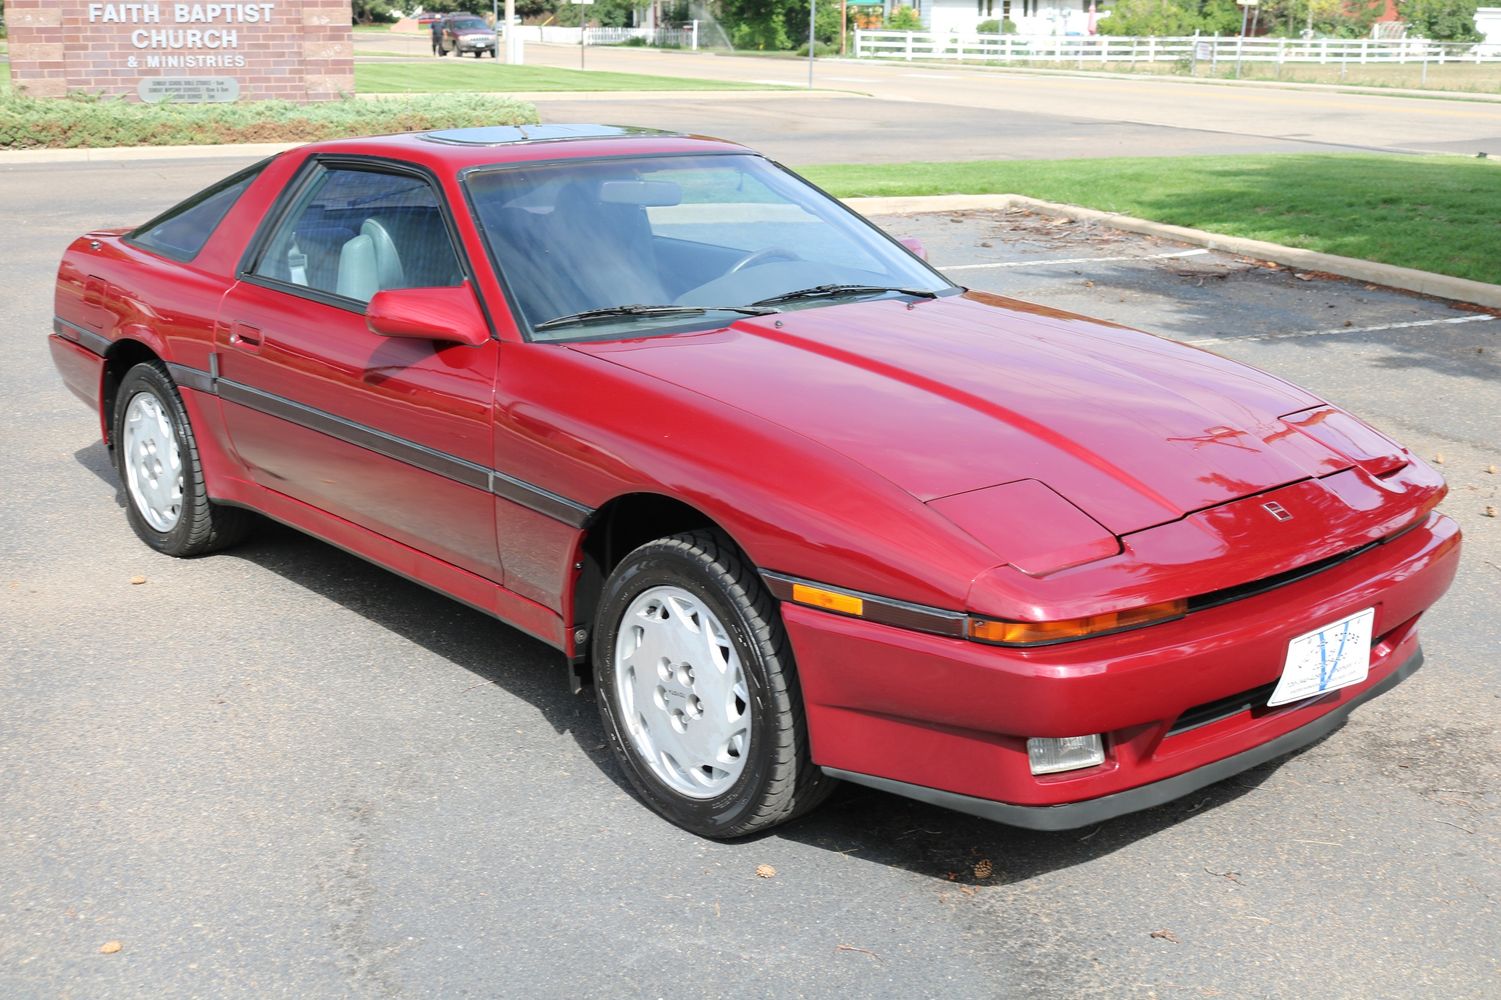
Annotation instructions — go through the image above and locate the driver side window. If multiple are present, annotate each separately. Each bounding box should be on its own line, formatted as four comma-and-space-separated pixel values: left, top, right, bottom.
253, 165, 464, 304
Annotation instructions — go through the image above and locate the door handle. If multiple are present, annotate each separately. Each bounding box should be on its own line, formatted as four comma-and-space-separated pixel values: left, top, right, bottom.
229, 322, 262, 351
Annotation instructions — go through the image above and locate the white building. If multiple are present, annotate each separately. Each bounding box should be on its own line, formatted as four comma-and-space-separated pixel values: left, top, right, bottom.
912, 0, 1109, 37
1478, 7, 1501, 46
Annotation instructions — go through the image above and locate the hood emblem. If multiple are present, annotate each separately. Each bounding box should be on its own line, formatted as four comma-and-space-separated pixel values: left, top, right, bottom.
1263, 501, 1293, 522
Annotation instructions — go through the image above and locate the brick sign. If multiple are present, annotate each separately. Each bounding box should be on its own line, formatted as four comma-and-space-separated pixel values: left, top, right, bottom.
7, 1, 353, 102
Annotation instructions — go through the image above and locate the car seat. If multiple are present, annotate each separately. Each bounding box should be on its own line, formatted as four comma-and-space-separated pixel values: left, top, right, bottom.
336, 219, 405, 302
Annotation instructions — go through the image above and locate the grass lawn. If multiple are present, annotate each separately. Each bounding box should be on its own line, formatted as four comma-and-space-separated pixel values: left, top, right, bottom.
355, 61, 783, 93
803, 154, 1501, 284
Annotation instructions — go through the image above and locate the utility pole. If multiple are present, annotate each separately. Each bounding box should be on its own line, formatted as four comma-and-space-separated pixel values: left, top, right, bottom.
808, 0, 816, 89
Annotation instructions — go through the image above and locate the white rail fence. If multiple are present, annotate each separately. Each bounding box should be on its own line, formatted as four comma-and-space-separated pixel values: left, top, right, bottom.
514, 24, 700, 48
852, 30, 1501, 66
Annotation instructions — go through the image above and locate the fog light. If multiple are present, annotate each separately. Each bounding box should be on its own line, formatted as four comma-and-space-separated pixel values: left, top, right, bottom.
1027, 735, 1105, 775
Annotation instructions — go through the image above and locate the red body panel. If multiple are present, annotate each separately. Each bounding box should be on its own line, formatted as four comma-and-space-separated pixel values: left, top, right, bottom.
48, 130, 1462, 824
215, 280, 504, 582
791, 512, 1458, 805
48, 335, 105, 414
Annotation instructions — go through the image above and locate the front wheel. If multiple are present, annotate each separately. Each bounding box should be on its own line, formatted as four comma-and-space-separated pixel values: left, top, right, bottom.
593, 531, 833, 838
112, 361, 252, 557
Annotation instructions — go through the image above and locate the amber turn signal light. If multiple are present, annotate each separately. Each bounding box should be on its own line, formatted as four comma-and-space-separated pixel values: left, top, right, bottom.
791, 582, 865, 617
968, 599, 1187, 645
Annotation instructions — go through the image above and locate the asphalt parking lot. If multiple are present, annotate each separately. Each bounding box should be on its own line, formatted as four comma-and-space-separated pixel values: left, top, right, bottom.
2, 158, 1497, 999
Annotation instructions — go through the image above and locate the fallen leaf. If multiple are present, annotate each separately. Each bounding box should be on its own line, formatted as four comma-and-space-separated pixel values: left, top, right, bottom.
1205, 867, 1243, 885
973, 859, 994, 880
834, 943, 882, 961
1150, 929, 1180, 943
100, 941, 122, 954
129, 576, 146, 585
754, 864, 776, 879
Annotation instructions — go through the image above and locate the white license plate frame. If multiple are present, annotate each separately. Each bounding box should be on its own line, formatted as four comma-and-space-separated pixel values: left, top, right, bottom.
1267, 608, 1376, 707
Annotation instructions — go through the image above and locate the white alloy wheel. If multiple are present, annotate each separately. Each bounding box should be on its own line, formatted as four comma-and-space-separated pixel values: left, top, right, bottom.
121, 390, 183, 532
613, 585, 751, 799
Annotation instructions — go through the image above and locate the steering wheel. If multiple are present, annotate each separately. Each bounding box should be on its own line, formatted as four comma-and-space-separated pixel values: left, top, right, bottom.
726, 246, 801, 275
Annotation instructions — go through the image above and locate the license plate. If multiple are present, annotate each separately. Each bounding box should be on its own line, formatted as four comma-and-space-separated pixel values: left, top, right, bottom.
1267, 608, 1375, 707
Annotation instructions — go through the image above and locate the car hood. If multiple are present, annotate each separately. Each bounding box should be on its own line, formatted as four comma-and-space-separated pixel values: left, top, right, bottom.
568, 292, 1348, 536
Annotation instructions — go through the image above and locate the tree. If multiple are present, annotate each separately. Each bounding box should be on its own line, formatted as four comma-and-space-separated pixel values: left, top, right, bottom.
351, 0, 400, 24
554, 0, 639, 26
781, 0, 844, 46
423, 0, 499, 14
721, 0, 794, 49
1096, 0, 1202, 35
1400, 0, 1482, 40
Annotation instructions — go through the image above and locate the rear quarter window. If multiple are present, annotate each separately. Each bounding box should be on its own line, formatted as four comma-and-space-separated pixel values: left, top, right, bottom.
127, 163, 265, 262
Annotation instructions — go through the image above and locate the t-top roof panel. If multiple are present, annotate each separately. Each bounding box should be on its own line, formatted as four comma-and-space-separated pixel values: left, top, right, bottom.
421, 124, 681, 147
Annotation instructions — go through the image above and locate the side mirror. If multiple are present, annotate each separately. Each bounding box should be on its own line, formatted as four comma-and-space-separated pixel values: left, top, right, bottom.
366, 284, 490, 347
898, 237, 928, 261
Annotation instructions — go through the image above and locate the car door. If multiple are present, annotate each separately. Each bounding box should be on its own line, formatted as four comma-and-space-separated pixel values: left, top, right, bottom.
215, 157, 503, 583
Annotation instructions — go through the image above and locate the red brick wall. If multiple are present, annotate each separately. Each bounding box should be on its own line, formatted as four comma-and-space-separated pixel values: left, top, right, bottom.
7, 2, 354, 102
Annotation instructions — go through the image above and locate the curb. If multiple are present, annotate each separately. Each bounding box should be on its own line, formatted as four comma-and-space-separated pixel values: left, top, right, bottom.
0, 89, 846, 165
846, 193, 1501, 309
354, 89, 830, 102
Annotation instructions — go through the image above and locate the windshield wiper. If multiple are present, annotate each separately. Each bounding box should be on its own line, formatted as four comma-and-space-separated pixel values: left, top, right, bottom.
534, 303, 775, 332
751, 284, 940, 307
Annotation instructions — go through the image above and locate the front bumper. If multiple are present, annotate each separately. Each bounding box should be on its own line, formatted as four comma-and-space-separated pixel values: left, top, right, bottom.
781, 511, 1459, 827
826, 646, 1422, 830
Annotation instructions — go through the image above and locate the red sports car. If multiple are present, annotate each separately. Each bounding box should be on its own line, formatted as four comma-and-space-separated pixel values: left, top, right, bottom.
48, 125, 1460, 838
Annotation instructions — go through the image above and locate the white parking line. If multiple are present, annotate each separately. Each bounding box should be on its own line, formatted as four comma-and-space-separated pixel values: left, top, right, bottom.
1185, 313, 1496, 346
941, 248, 1211, 271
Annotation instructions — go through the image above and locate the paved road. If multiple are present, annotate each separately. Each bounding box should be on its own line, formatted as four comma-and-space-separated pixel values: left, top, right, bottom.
527, 92, 1382, 165
545, 46, 1501, 156
359, 33, 1501, 159
1, 159, 1497, 999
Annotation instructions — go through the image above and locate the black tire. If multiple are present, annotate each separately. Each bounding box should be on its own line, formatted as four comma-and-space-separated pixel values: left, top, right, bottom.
112, 361, 253, 557
593, 530, 834, 838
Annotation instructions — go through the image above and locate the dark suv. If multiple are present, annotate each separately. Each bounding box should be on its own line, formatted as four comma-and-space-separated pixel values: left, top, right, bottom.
440, 15, 500, 58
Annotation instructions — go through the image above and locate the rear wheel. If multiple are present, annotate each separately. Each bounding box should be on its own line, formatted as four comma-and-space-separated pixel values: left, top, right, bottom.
112, 362, 252, 557
593, 530, 833, 838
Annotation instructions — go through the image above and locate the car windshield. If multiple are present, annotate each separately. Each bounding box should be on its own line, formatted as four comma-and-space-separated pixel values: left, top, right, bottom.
465, 153, 954, 341
450, 17, 489, 30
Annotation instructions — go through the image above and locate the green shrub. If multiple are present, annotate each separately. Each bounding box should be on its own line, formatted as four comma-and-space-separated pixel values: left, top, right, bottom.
0, 91, 539, 149
795, 40, 838, 56
1399, 0, 1483, 41
886, 5, 923, 29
